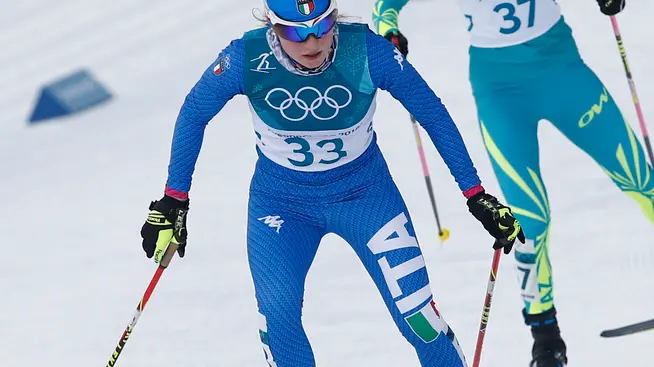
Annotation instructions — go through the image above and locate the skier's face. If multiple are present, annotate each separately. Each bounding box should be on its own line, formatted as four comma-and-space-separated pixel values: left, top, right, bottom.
278, 28, 334, 69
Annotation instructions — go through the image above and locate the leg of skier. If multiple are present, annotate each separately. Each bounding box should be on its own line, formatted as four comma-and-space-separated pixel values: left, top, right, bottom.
247, 190, 326, 367
476, 90, 553, 314
474, 86, 567, 366
544, 62, 654, 224
327, 169, 467, 367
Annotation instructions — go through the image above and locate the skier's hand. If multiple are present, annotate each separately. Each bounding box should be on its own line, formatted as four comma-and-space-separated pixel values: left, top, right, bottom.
597, 0, 625, 15
141, 195, 189, 263
384, 30, 408, 58
467, 191, 525, 254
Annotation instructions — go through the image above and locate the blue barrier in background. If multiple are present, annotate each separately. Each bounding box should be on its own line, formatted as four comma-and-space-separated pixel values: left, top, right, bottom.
29, 69, 112, 124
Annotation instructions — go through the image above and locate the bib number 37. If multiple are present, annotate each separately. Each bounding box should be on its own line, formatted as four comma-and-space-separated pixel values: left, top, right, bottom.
493, 0, 536, 35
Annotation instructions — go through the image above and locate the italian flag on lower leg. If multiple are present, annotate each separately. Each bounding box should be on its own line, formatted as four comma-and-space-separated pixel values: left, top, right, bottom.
405, 300, 467, 363
405, 300, 448, 343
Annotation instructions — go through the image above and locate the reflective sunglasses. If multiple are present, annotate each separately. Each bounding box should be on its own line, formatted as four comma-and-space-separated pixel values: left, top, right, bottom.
267, 1, 338, 43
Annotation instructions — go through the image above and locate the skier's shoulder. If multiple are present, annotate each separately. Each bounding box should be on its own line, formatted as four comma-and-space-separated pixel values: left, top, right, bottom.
219, 34, 247, 60
243, 26, 269, 41
217, 26, 271, 65
336, 22, 390, 57
189, 34, 248, 99
207, 35, 248, 83
336, 21, 370, 34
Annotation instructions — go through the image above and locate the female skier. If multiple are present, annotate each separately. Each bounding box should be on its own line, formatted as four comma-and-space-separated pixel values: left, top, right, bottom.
373, 0, 646, 365
140, 0, 524, 366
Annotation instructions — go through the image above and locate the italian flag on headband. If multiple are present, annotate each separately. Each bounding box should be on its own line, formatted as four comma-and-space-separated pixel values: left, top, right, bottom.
405, 300, 448, 343
297, 0, 315, 16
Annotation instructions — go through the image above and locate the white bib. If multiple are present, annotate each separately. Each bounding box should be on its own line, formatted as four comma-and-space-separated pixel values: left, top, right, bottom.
249, 93, 377, 172
458, 0, 562, 48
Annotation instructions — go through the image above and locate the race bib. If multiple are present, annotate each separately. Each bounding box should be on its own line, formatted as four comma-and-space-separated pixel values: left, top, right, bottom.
459, 0, 562, 47
250, 93, 377, 172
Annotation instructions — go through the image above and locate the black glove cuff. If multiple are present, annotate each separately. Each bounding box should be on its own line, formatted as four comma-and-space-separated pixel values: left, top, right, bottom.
466, 191, 492, 208
150, 195, 189, 214
598, 0, 625, 15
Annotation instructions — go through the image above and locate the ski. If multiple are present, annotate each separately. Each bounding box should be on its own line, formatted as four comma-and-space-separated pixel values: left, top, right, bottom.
600, 319, 654, 338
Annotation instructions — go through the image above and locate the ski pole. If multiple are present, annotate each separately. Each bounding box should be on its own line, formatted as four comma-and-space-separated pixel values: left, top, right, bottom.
472, 248, 502, 367
410, 115, 450, 242
609, 16, 654, 165
106, 243, 179, 367
395, 46, 450, 243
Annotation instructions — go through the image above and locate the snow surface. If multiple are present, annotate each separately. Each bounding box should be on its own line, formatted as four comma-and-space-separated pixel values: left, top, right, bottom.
1, 1, 653, 366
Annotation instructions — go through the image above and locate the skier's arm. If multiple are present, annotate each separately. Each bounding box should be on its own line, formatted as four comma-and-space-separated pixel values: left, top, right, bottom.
373, 0, 410, 36
366, 29, 483, 198
164, 39, 246, 200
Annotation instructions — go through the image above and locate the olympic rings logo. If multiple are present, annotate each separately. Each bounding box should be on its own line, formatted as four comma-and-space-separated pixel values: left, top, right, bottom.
265, 85, 353, 121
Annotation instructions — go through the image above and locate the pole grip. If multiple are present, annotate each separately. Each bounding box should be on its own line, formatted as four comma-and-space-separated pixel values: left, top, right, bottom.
160, 242, 179, 269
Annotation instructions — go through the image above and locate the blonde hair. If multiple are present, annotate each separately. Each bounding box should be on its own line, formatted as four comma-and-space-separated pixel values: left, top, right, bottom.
252, 7, 269, 26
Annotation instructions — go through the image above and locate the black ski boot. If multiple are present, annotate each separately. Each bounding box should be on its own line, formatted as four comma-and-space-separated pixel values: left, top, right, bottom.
524, 307, 568, 367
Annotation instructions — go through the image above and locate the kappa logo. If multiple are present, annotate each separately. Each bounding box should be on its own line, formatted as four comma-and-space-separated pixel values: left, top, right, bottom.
265, 85, 352, 121
258, 216, 284, 233
393, 48, 404, 71
297, 0, 315, 16
251, 51, 277, 74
